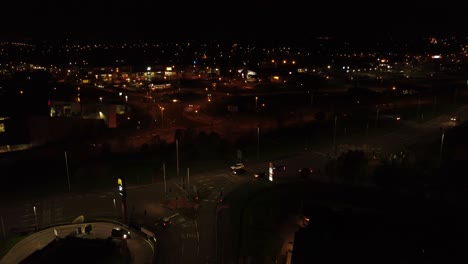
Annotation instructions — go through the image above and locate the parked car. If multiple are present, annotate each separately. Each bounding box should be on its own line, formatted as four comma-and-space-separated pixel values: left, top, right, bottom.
230, 163, 245, 170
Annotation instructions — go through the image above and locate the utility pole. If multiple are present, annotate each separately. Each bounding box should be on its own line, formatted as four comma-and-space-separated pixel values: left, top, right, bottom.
257, 127, 260, 160
417, 97, 421, 120
176, 139, 181, 188
187, 168, 190, 189
375, 108, 379, 129
333, 115, 337, 154
439, 128, 445, 166
64, 151, 71, 192
163, 162, 167, 197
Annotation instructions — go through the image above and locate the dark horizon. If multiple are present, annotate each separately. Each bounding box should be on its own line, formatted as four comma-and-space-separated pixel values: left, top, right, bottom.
2, 2, 467, 42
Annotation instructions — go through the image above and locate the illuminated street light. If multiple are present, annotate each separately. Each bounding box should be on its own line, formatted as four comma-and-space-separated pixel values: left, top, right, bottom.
99, 97, 103, 103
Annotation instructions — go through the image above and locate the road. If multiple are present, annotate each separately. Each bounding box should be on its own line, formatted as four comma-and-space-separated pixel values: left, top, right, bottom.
0, 168, 247, 264
213, 105, 468, 263
1, 101, 467, 264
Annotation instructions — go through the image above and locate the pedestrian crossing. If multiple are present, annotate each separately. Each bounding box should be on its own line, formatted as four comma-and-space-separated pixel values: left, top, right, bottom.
154, 211, 199, 241
192, 172, 243, 202
154, 172, 242, 241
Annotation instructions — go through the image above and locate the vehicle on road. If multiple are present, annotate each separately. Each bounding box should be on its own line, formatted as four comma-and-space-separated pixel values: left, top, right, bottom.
111, 227, 131, 239
232, 168, 246, 175
156, 217, 172, 229
253, 172, 267, 179
298, 168, 314, 178
274, 165, 286, 171
230, 163, 245, 170
451, 116, 460, 123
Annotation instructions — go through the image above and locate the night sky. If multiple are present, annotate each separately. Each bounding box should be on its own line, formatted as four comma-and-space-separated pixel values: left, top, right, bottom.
3, 1, 467, 41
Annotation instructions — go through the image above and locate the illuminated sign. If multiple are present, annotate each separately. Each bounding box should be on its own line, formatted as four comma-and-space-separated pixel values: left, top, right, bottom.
268, 162, 274, 182
118, 178, 125, 196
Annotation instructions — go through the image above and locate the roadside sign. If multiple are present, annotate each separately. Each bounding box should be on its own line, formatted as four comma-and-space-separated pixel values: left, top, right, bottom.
268, 162, 274, 182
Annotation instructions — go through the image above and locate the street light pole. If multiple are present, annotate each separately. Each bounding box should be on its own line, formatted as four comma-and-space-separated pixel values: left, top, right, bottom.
255, 96, 258, 113
64, 151, 71, 192
439, 129, 445, 166
365, 122, 369, 151
257, 127, 260, 160
365, 122, 369, 137
163, 162, 167, 196
160, 107, 164, 129
308, 90, 314, 106
176, 139, 180, 187
417, 97, 421, 120
187, 168, 190, 189
333, 115, 337, 154
33, 206, 38, 230
375, 108, 379, 128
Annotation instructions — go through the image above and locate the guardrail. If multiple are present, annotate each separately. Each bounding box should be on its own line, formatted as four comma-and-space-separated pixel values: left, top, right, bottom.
0, 144, 32, 153
8, 218, 157, 263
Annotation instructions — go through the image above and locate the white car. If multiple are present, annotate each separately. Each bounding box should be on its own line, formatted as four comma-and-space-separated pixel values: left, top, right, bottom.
230, 163, 245, 170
